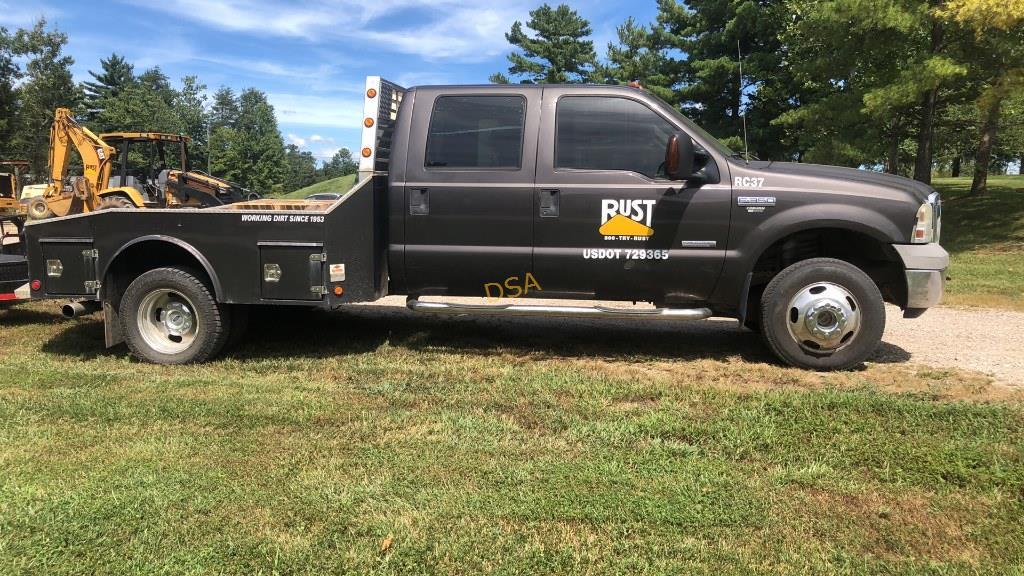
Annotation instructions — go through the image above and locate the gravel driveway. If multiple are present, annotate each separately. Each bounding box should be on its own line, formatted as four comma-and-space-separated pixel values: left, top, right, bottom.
878, 305, 1024, 387
363, 297, 1024, 387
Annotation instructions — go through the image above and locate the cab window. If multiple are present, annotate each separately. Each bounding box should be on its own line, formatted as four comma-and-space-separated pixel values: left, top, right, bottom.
425, 95, 525, 169
556, 96, 676, 178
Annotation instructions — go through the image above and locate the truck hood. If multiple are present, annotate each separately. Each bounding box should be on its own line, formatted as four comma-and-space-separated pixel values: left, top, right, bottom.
741, 161, 934, 203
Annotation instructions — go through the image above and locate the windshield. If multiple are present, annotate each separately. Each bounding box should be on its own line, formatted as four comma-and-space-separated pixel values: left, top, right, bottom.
647, 93, 736, 158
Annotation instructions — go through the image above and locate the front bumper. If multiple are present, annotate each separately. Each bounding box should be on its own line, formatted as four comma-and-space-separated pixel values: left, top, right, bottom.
892, 243, 949, 315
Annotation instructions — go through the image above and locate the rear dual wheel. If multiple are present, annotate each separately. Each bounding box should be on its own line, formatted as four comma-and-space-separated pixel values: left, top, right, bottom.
120, 267, 233, 364
760, 258, 885, 371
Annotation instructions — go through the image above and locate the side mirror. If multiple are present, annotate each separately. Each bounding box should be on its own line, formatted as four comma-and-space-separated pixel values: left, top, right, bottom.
665, 133, 696, 181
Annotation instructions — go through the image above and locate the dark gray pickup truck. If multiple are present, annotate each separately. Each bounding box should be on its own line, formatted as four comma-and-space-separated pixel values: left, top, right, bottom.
23, 77, 947, 369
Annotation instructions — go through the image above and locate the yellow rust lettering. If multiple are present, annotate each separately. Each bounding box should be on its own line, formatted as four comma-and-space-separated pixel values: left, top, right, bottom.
484, 282, 503, 300
524, 272, 542, 294
504, 276, 523, 298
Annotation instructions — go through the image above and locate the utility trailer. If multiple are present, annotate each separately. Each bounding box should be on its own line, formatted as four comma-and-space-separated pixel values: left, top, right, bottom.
0, 254, 30, 305
24, 76, 948, 369
0, 222, 28, 307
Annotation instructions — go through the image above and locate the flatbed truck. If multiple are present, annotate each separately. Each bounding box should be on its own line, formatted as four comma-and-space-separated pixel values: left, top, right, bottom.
22, 77, 948, 369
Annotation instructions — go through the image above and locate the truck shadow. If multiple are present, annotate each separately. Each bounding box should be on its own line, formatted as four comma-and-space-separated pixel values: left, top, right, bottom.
223, 304, 912, 367
38, 304, 911, 366
0, 306, 62, 327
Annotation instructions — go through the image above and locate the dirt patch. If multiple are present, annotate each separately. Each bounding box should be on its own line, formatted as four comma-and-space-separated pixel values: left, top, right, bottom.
791, 487, 984, 564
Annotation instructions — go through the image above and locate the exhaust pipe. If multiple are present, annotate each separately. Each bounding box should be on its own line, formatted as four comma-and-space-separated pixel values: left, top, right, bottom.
62, 300, 102, 319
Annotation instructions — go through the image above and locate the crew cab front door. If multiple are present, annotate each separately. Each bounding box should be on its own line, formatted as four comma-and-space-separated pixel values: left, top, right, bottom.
532, 88, 731, 304
402, 89, 539, 296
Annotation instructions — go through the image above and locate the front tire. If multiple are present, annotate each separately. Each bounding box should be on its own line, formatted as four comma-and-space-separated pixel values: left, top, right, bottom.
120, 267, 230, 364
27, 197, 52, 220
760, 258, 885, 371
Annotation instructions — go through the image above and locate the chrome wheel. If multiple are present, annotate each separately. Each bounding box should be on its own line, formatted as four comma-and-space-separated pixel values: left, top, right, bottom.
136, 288, 200, 355
785, 282, 860, 352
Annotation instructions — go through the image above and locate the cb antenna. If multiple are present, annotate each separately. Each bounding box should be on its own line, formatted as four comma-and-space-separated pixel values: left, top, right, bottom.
738, 40, 749, 164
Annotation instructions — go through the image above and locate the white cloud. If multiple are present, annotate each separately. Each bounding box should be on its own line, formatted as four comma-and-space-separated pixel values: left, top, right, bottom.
0, 2, 61, 28
317, 147, 341, 161
197, 56, 343, 82
310, 134, 331, 143
121, 0, 529, 61
286, 133, 307, 147
268, 93, 363, 128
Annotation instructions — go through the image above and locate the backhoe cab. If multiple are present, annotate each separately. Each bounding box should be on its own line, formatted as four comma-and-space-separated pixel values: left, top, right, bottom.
27, 108, 254, 220
0, 161, 30, 219
101, 132, 255, 209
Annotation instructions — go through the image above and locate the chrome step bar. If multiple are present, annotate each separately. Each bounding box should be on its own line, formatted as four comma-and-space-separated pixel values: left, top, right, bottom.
406, 297, 712, 321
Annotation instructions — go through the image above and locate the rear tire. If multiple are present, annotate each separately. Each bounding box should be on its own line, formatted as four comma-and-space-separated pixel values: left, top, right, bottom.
98, 194, 136, 210
760, 258, 885, 371
119, 267, 229, 364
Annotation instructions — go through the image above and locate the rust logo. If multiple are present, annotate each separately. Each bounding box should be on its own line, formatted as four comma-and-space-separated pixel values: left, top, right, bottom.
600, 199, 655, 239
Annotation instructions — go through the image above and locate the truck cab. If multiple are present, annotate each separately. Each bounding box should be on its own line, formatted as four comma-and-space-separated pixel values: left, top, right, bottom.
387, 84, 730, 304
23, 77, 947, 370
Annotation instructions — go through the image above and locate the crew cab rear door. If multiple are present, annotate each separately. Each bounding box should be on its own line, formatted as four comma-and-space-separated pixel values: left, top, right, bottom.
532, 88, 731, 303
401, 87, 540, 295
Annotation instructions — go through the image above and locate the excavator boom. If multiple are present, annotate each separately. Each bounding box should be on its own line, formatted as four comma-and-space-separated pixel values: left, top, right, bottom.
40, 108, 117, 217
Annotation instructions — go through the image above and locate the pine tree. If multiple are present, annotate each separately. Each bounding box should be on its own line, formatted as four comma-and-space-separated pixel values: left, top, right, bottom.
137, 67, 175, 107
230, 88, 284, 193
81, 53, 134, 122
323, 148, 358, 179
283, 144, 318, 192
600, 17, 674, 103
490, 3, 596, 84
95, 78, 180, 134
209, 87, 240, 129
174, 76, 209, 172
654, 0, 797, 161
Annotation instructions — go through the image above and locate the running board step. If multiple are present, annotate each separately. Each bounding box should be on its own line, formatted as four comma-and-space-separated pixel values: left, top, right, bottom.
406, 297, 711, 321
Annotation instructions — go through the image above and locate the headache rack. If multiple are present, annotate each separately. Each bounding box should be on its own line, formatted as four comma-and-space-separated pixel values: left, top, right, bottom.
358, 76, 406, 181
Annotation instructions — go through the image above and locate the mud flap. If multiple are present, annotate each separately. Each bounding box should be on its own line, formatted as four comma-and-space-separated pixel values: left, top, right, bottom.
103, 300, 124, 348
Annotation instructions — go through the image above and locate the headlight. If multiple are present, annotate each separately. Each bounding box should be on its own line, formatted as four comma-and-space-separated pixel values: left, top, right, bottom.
912, 191, 941, 244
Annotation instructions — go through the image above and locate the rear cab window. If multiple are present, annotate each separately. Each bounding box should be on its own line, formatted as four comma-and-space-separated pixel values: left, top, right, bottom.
425, 95, 526, 169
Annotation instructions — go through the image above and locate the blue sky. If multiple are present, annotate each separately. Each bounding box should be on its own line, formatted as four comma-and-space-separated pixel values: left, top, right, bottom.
3, 0, 659, 162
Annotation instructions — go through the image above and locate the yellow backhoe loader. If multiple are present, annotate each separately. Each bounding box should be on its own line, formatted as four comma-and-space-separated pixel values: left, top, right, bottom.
27, 108, 255, 220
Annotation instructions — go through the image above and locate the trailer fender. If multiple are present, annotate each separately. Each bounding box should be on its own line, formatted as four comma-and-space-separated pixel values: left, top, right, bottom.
103, 235, 223, 300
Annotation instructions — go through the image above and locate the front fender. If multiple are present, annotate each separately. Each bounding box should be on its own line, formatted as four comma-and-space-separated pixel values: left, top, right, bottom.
709, 202, 907, 314
739, 202, 906, 255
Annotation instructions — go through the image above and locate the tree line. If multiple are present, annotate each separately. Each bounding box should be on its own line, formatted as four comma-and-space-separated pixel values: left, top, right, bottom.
0, 20, 358, 196
492, 1, 1024, 195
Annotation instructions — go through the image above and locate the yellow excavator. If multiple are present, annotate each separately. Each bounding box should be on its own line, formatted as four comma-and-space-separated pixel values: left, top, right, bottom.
27, 108, 255, 220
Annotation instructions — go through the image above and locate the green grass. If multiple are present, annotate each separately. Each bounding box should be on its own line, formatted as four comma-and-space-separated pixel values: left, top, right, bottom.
278, 174, 358, 200
1, 302, 1022, 574
932, 175, 1024, 310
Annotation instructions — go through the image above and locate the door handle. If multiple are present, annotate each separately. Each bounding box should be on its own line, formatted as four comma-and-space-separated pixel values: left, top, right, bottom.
409, 188, 429, 215
539, 189, 559, 218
